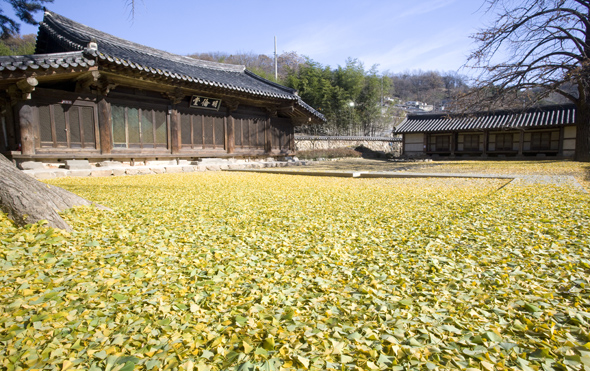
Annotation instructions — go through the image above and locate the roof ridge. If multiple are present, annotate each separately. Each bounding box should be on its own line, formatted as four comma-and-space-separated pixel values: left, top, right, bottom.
243, 69, 296, 95
407, 103, 577, 120
42, 10, 245, 73
0, 50, 85, 61
397, 104, 575, 133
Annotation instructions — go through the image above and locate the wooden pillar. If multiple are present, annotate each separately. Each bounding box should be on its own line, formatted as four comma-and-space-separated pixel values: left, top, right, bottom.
401, 134, 405, 156
170, 106, 181, 155
482, 131, 488, 157
227, 115, 235, 154
288, 125, 295, 153
0, 112, 6, 153
265, 118, 272, 154
97, 97, 113, 155
17, 102, 35, 155
450, 133, 455, 156
558, 126, 564, 156
5, 104, 17, 150
518, 130, 524, 156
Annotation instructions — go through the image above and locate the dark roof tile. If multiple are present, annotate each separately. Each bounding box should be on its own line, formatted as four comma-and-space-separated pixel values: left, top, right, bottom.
395, 104, 576, 133
30, 10, 325, 122
0, 51, 96, 72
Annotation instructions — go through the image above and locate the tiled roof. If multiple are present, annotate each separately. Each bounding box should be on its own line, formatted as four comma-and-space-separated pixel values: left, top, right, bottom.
34, 11, 325, 122
395, 104, 576, 133
0, 51, 94, 71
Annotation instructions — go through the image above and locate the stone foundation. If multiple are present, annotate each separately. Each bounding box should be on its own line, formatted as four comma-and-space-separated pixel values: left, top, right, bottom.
20, 158, 309, 180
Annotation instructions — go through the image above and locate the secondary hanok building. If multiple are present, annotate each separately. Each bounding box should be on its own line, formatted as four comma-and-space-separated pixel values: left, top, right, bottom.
0, 11, 324, 164
396, 104, 577, 158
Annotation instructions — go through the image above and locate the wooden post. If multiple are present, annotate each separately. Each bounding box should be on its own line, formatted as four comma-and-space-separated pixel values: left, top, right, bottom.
17, 102, 35, 155
558, 126, 564, 156
5, 104, 16, 150
289, 128, 295, 152
227, 115, 235, 154
170, 107, 180, 155
518, 130, 524, 157
265, 118, 272, 153
97, 97, 113, 154
482, 131, 488, 158
401, 134, 405, 156
450, 133, 455, 156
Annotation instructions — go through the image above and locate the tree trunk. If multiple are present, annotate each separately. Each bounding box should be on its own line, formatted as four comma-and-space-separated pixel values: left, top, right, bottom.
575, 102, 590, 162
0, 154, 107, 231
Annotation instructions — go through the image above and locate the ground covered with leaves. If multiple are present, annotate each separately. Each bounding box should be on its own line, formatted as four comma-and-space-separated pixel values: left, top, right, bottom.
1, 171, 590, 370
297, 159, 590, 187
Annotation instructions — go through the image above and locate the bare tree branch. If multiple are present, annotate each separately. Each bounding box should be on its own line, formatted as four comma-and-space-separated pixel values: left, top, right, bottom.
463, 0, 590, 160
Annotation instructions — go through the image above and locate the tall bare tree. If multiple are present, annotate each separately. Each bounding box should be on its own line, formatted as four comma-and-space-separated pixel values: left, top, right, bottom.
467, 0, 590, 161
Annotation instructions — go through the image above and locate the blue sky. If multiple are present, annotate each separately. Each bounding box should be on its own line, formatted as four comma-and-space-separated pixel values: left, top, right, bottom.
12, 0, 491, 74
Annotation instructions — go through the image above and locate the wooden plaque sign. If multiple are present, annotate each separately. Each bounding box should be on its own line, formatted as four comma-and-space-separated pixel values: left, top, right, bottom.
190, 95, 222, 111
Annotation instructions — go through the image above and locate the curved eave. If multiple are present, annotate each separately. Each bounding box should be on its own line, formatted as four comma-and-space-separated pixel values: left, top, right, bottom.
0, 51, 95, 73
90, 50, 325, 122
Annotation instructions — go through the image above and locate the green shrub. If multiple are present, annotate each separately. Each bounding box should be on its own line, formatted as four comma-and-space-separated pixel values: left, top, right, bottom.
354, 145, 393, 159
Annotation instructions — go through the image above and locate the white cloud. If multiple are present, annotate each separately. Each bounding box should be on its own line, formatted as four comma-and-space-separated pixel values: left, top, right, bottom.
279, 0, 474, 71
396, 0, 458, 19
358, 28, 472, 72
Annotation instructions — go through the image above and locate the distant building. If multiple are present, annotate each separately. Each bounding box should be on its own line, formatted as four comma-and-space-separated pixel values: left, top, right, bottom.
395, 104, 576, 158
397, 101, 434, 113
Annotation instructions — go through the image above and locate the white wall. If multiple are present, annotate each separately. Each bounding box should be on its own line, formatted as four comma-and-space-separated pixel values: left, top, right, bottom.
404, 133, 425, 156
563, 126, 576, 157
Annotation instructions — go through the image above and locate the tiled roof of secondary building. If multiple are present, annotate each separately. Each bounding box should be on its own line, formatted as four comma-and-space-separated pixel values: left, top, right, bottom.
34, 11, 324, 122
0, 51, 94, 72
395, 104, 576, 134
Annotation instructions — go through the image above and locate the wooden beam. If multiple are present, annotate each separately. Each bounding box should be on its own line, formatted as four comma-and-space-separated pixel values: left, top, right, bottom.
75, 70, 101, 93
292, 117, 312, 126
265, 106, 278, 117
8, 77, 39, 101
0, 67, 94, 82
225, 99, 239, 112
162, 88, 185, 105
16, 77, 38, 100
98, 78, 118, 96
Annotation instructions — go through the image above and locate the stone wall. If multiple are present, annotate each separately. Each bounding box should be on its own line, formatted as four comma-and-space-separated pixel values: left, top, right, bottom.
20, 158, 308, 180
295, 137, 402, 155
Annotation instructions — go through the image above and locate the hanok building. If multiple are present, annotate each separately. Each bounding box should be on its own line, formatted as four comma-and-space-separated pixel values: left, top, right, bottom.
0, 11, 324, 164
395, 104, 577, 158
